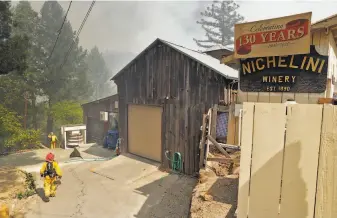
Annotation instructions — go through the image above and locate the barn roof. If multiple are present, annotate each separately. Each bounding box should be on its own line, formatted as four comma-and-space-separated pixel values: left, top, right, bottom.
81, 94, 118, 107
203, 44, 233, 52
111, 38, 238, 81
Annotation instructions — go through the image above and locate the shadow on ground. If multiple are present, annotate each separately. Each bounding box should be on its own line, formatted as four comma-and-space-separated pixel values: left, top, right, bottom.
35, 187, 45, 201
81, 144, 116, 158
133, 173, 197, 218
123, 153, 163, 167
0, 152, 43, 168
208, 177, 239, 218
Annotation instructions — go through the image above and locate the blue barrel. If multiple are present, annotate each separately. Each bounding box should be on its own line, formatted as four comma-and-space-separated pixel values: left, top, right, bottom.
107, 130, 119, 149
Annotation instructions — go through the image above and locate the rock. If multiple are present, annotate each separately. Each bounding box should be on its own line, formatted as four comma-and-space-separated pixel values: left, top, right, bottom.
202, 193, 213, 201
233, 166, 240, 175
199, 169, 216, 184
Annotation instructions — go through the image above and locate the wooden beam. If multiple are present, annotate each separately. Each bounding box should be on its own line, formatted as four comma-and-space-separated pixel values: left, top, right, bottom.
218, 105, 229, 113
211, 104, 218, 140
227, 103, 236, 145
221, 54, 235, 64
199, 114, 208, 168
204, 109, 213, 163
207, 135, 231, 158
312, 17, 337, 30
218, 142, 241, 151
318, 98, 333, 104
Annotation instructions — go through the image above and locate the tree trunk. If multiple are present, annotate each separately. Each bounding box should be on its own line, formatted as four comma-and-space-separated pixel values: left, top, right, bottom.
46, 99, 53, 145
31, 94, 38, 130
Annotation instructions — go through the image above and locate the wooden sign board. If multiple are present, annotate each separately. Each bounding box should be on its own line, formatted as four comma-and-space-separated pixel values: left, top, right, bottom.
239, 45, 328, 93
234, 12, 311, 59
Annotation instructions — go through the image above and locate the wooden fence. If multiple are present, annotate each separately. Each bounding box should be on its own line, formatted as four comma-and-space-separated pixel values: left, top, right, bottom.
238, 102, 337, 218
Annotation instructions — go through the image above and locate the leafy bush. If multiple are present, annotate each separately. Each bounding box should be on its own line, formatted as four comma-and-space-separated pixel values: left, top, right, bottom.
16, 171, 36, 199
0, 104, 41, 148
0, 104, 22, 137
51, 101, 83, 125
9, 129, 42, 147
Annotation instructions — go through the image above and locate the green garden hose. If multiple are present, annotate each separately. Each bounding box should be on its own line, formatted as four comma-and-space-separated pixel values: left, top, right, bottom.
165, 151, 182, 174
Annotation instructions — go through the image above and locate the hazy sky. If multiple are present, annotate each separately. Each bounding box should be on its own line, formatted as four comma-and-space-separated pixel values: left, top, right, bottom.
28, 1, 337, 54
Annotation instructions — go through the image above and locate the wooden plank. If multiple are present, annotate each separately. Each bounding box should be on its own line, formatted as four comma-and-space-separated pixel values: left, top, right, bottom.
248, 103, 286, 218
218, 105, 229, 112
237, 102, 254, 218
237, 89, 247, 103
227, 103, 236, 145
315, 105, 337, 218
318, 98, 333, 104
204, 109, 212, 165
207, 135, 230, 158
281, 93, 295, 103
211, 104, 218, 140
279, 104, 323, 218
269, 93, 282, 103
234, 117, 240, 145
326, 78, 333, 98
294, 93, 309, 104
218, 143, 240, 150
308, 93, 324, 104
257, 92, 270, 103
247, 92, 258, 102
199, 114, 207, 168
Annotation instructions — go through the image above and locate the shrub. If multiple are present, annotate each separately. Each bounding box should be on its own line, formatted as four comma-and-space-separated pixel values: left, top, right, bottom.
51, 101, 83, 125
16, 171, 36, 199
0, 104, 42, 149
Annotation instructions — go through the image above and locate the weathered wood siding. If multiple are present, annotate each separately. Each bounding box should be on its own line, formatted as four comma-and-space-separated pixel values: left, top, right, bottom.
82, 95, 118, 144
238, 29, 335, 104
115, 41, 230, 174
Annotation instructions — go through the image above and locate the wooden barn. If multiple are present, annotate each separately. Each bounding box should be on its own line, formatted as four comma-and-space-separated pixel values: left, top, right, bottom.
81, 94, 119, 145
111, 38, 238, 174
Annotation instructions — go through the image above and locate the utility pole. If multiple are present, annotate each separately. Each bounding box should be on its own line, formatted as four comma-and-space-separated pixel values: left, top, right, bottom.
23, 91, 29, 129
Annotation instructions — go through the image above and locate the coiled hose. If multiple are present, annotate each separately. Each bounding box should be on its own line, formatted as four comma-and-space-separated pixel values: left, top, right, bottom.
165, 151, 182, 174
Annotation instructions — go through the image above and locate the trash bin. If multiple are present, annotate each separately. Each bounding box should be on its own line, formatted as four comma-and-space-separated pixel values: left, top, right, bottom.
107, 130, 119, 149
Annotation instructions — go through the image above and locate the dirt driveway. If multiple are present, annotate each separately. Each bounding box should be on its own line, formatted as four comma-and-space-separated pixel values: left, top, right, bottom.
25, 154, 196, 218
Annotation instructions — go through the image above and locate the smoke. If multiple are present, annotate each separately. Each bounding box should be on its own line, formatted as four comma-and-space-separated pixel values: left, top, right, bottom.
26, 1, 213, 98
29, 1, 210, 53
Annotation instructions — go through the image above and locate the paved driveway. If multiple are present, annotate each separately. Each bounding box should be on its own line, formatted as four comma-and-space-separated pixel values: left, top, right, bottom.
25, 154, 196, 218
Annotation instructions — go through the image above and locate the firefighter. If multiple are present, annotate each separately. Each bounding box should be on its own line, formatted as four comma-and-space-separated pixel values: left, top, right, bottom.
48, 132, 58, 149
40, 152, 62, 202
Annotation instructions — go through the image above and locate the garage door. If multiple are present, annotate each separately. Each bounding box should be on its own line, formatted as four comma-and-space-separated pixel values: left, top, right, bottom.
128, 104, 162, 162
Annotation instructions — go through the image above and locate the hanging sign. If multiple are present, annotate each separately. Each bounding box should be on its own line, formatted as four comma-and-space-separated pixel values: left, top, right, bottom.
234, 12, 311, 59
239, 45, 328, 93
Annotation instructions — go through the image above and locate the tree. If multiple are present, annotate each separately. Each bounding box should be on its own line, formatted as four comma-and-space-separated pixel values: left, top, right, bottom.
87, 46, 111, 100
12, 1, 42, 129
193, 0, 244, 49
51, 101, 83, 125
35, 1, 90, 135
0, 1, 29, 75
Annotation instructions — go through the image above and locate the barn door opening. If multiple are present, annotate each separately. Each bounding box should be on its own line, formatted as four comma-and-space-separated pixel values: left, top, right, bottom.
127, 104, 162, 162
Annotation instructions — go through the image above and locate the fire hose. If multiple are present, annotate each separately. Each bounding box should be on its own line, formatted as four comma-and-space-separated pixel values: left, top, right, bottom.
165, 151, 182, 174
